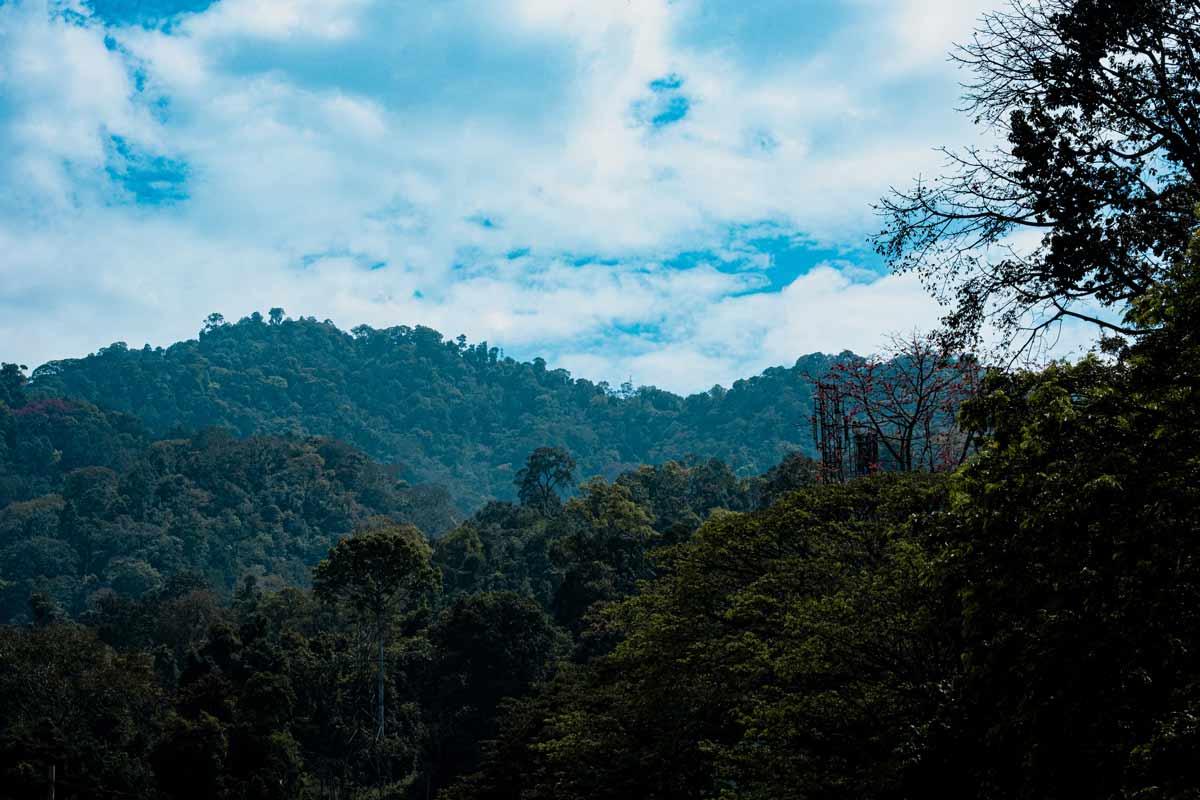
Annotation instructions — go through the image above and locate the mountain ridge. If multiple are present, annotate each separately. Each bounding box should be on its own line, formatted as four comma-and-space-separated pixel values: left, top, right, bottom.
25, 312, 844, 509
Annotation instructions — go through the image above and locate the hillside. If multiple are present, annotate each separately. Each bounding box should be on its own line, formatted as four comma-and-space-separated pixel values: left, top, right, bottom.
27, 313, 838, 509
0, 384, 463, 621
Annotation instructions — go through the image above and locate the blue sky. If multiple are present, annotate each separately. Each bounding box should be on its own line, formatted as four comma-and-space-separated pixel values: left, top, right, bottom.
1, 0, 1032, 393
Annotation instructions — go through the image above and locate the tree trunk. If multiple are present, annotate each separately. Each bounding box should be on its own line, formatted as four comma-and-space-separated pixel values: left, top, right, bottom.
376, 616, 386, 740
47, 763, 55, 800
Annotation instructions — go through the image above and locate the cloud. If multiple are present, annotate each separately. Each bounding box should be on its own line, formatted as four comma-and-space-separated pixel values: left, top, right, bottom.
0, 0, 1067, 395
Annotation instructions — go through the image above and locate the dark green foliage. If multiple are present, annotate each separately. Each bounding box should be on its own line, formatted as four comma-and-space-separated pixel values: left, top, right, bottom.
2, 317, 1198, 800
546, 477, 659, 636
313, 522, 438, 627
919, 259, 1200, 799
432, 457, 774, 636
0, 415, 436, 622
0, 393, 147, 509
0, 623, 164, 799
743, 449, 819, 509
0, 363, 27, 409
314, 520, 438, 788
514, 446, 575, 514
444, 474, 953, 800
448, 300, 1200, 799
26, 316, 837, 509
420, 592, 568, 797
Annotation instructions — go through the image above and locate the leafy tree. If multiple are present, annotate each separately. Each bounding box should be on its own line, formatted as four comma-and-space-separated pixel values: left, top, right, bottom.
549, 478, 658, 635
875, 0, 1200, 351
432, 524, 488, 596
0, 363, 26, 409
917, 233, 1200, 799
744, 450, 818, 509
202, 313, 226, 334
515, 447, 576, 514
312, 521, 437, 741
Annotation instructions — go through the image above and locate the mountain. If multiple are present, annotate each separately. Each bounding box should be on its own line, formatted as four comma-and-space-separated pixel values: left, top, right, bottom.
27, 312, 839, 510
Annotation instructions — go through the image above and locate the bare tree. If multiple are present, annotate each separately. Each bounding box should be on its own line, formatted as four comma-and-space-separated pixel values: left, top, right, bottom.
814, 332, 980, 478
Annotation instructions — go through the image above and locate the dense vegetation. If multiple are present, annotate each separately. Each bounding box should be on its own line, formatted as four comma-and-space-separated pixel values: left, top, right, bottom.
3, 0, 1200, 798
0, 434, 815, 798
0, 380, 457, 623
447, 296, 1200, 798
27, 314, 836, 510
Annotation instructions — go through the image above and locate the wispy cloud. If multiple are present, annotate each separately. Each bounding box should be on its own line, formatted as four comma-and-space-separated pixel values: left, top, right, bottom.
1, 0, 1016, 393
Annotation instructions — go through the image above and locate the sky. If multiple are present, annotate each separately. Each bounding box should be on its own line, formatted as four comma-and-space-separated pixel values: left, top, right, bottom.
0, 0, 1037, 394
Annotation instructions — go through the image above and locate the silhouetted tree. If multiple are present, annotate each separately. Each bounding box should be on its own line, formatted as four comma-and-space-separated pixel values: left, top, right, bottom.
515, 447, 576, 515
875, 0, 1200, 353
0, 363, 26, 409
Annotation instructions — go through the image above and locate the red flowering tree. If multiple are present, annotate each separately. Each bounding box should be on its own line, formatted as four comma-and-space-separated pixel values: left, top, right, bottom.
813, 332, 980, 480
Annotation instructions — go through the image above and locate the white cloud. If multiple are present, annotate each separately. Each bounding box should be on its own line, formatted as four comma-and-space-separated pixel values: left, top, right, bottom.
0, 0, 1076, 395
186, 0, 371, 41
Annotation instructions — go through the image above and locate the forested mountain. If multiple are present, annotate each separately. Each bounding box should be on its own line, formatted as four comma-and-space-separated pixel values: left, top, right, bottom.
26, 314, 835, 510
0, 398, 820, 796
1, 355, 812, 627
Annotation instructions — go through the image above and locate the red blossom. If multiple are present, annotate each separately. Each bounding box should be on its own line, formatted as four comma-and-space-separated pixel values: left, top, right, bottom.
12, 398, 74, 417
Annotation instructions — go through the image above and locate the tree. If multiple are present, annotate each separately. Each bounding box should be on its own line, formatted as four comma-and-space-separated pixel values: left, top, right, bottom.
151, 712, 227, 800
549, 474, 662, 638
919, 228, 1200, 799
312, 521, 437, 741
421, 592, 567, 796
815, 332, 980, 477
747, 451, 818, 508
874, 0, 1200, 353
550, 478, 658, 634
0, 363, 26, 409
515, 447, 576, 514
201, 313, 226, 334
0, 624, 163, 799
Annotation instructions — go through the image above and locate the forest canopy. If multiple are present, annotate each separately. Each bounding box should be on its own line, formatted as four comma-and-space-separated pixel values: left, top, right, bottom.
25, 315, 838, 510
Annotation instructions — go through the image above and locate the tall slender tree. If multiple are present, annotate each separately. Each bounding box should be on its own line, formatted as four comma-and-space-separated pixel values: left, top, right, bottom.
312, 521, 437, 740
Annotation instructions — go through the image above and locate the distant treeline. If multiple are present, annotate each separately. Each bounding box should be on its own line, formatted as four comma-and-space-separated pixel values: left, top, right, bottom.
0, 367, 810, 626
26, 312, 837, 510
